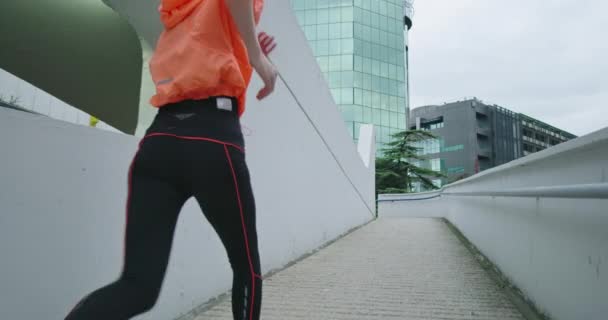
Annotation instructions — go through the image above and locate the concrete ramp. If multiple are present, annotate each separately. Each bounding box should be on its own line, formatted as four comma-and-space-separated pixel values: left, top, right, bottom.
194, 218, 525, 320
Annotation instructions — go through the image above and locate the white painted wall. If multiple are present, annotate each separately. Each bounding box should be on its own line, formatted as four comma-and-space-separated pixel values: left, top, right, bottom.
378, 127, 608, 320
0, 2, 375, 320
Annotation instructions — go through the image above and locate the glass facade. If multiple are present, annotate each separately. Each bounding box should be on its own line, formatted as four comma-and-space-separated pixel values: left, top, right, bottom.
430, 158, 442, 172
411, 157, 445, 192
291, 0, 408, 148
414, 138, 443, 155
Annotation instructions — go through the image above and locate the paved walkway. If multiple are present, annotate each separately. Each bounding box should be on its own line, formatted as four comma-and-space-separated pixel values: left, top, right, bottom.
194, 218, 525, 320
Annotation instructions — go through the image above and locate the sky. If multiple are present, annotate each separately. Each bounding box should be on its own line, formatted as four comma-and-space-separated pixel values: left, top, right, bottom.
408, 0, 608, 136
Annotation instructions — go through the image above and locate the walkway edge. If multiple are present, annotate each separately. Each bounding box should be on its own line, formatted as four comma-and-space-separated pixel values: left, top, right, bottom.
174, 218, 377, 320
442, 218, 549, 320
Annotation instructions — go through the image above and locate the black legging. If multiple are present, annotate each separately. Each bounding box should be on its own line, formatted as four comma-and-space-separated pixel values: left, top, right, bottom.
65, 98, 262, 320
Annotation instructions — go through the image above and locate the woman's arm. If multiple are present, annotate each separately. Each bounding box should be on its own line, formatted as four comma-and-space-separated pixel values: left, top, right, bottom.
225, 0, 277, 100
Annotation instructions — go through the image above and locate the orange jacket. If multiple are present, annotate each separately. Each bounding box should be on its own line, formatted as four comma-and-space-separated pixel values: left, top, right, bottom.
149, 0, 264, 115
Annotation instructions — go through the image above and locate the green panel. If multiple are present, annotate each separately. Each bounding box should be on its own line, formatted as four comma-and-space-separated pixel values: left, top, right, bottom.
0, 0, 142, 134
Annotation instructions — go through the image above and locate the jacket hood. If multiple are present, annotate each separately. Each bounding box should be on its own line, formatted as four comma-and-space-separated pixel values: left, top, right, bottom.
159, 0, 204, 29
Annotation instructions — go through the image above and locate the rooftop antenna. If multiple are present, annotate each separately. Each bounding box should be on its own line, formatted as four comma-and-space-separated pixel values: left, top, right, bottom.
403, 0, 414, 30
402, 0, 414, 124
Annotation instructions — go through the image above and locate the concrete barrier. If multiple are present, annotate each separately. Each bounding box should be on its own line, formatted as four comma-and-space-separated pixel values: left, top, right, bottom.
378, 190, 443, 218
378, 127, 608, 320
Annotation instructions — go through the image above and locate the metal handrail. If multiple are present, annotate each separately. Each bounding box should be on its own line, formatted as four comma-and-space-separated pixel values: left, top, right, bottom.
378, 189, 442, 202
378, 194, 441, 202
378, 182, 608, 201
443, 183, 608, 199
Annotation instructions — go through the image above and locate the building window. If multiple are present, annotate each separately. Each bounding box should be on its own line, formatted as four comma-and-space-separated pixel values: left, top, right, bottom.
420, 119, 444, 131
430, 158, 442, 172
430, 122, 444, 130
413, 138, 443, 155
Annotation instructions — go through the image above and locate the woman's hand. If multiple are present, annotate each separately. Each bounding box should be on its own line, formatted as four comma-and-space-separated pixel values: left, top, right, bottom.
251, 54, 277, 100
225, 0, 278, 100
254, 31, 277, 100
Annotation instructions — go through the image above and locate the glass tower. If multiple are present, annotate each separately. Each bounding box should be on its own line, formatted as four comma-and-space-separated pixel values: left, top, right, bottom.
291, 0, 409, 149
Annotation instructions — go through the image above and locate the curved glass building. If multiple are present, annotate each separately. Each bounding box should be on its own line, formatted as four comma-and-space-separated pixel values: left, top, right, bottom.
292, 0, 413, 151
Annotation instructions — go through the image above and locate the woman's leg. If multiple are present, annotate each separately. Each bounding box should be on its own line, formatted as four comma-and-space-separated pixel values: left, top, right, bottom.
193, 145, 262, 320
65, 138, 190, 320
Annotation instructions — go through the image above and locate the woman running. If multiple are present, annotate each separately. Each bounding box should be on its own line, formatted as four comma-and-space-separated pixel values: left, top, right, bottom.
65, 0, 276, 319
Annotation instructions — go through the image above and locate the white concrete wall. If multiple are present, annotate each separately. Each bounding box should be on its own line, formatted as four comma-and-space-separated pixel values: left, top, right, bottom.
378, 127, 608, 320
0, 2, 375, 320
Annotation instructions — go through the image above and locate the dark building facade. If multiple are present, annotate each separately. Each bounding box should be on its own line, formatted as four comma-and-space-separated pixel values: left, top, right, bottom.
409, 99, 576, 190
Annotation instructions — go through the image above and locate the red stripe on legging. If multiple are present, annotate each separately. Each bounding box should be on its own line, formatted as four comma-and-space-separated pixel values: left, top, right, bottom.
224, 145, 256, 320
119, 134, 250, 317
123, 133, 243, 261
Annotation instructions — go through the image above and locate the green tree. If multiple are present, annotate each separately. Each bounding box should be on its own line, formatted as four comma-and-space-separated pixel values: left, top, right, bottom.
376, 130, 446, 194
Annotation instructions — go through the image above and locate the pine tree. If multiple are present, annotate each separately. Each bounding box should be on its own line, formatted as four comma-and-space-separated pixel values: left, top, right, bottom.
376, 130, 446, 194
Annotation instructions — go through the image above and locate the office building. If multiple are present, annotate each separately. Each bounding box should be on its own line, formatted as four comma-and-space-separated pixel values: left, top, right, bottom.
409, 98, 576, 189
